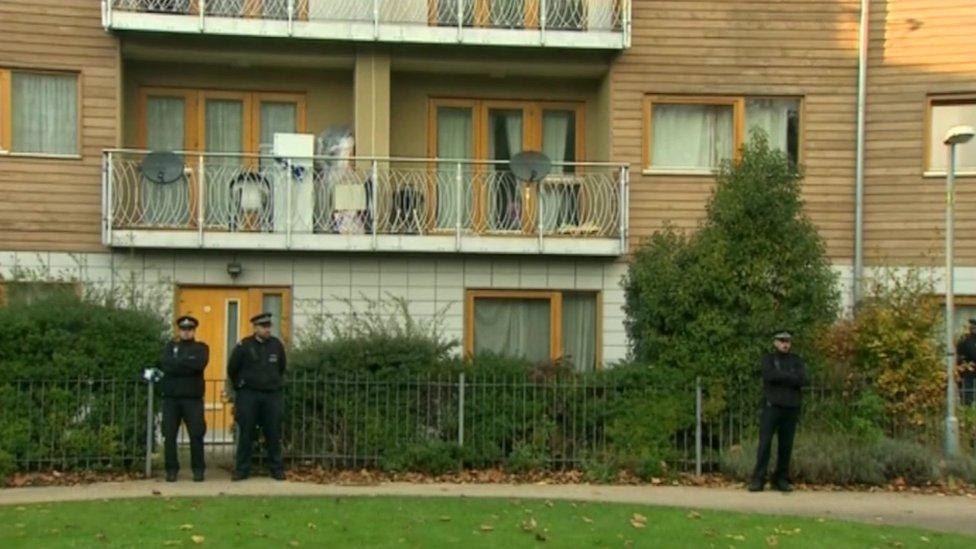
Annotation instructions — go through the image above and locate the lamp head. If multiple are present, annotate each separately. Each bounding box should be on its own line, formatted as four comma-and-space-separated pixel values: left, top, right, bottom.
944, 125, 975, 146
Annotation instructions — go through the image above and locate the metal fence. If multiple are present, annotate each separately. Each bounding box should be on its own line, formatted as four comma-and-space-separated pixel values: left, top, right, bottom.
2, 375, 974, 476
110, 0, 626, 32
104, 151, 626, 242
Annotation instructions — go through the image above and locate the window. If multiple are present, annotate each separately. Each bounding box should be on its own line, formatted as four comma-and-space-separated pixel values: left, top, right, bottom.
0, 282, 80, 306
137, 87, 306, 228
927, 96, 976, 174
464, 289, 599, 370
0, 69, 79, 155
429, 98, 584, 233
643, 95, 801, 172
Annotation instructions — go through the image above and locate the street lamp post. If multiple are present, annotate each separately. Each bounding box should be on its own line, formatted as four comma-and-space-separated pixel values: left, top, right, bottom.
943, 124, 975, 458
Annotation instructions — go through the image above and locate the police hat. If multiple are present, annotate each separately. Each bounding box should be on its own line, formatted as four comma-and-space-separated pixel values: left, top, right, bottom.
772, 329, 792, 341
176, 315, 199, 329
250, 312, 273, 325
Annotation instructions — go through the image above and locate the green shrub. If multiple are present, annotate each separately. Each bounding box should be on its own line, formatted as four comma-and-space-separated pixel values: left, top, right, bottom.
0, 290, 166, 473
943, 455, 976, 484
379, 439, 462, 475
719, 433, 941, 486
0, 449, 14, 484
623, 131, 838, 395
504, 442, 549, 474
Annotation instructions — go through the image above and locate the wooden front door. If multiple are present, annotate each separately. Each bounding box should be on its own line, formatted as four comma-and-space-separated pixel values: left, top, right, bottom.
176, 286, 291, 438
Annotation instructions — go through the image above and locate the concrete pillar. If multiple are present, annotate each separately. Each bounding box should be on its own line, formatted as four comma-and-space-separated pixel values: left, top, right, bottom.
354, 50, 391, 157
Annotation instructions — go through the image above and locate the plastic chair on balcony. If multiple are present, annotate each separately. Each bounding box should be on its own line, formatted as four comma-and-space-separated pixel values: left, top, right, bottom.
229, 171, 272, 232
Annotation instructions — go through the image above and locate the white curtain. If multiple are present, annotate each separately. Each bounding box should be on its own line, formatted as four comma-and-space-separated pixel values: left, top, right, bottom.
436, 107, 473, 229
541, 110, 575, 232
491, 0, 525, 27
650, 103, 733, 170
489, 110, 522, 230
746, 98, 797, 157
11, 72, 77, 154
259, 101, 297, 168
561, 293, 596, 371
474, 298, 551, 363
205, 99, 244, 226
929, 104, 976, 172
144, 97, 189, 226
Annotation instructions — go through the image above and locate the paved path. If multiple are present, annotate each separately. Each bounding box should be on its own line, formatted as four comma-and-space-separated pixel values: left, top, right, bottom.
2, 473, 974, 536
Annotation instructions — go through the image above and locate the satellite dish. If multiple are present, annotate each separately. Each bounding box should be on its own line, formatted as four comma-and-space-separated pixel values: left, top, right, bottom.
510, 151, 552, 183
141, 151, 185, 185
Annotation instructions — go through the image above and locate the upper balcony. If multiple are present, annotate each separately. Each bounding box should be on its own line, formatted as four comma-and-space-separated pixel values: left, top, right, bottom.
103, 0, 630, 50
103, 150, 628, 256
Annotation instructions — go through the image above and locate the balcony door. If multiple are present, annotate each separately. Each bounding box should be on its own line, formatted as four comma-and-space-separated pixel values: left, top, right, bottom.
138, 88, 305, 230
429, 98, 583, 235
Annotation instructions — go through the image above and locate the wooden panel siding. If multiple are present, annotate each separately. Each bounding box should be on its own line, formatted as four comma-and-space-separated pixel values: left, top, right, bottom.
611, 1, 860, 261
864, 0, 976, 264
0, 0, 119, 252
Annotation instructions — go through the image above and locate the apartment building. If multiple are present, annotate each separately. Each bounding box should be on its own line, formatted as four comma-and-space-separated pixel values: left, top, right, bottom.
1, 1, 974, 375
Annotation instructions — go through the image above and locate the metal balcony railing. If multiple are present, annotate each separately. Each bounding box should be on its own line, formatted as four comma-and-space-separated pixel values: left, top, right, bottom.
102, 150, 629, 254
105, 1, 630, 48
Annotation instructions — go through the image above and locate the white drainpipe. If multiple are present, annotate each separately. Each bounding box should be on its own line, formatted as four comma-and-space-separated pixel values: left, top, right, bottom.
853, 0, 870, 307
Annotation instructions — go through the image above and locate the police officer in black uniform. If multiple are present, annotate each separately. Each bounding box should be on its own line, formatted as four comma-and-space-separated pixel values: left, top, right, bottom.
228, 312, 287, 481
956, 318, 976, 406
160, 315, 210, 482
749, 329, 807, 492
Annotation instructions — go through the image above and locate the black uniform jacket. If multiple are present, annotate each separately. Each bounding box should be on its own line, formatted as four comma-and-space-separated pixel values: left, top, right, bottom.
159, 340, 209, 398
761, 351, 807, 408
227, 335, 287, 392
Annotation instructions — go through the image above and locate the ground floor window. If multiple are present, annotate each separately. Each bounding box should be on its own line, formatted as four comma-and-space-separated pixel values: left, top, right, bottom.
464, 289, 599, 371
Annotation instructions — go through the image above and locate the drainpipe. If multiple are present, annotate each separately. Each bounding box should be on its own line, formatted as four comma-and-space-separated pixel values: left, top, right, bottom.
853, 0, 870, 308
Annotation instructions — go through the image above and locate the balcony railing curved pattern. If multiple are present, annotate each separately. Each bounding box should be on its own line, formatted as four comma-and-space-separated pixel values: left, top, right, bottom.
106, 0, 629, 48
104, 150, 628, 255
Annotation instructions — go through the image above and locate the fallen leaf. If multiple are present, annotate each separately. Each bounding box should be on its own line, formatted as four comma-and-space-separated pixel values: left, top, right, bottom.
307, 522, 317, 530
15, 506, 26, 511
163, 541, 181, 546
438, 516, 451, 522
919, 536, 930, 543
152, 490, 162, 496
479, 524, 494, 532
630, 519, 646, 529
179, 524, 194, 531
288, 541, 300, 547
191, 535, 205, 544
520, 517, 538, 532
687, 511, 701, 520
632, 513, 647, 524
545, 500, 554, 508
581, 516, 593, 524
726, 534, 746, 541
766, 535, 779, 546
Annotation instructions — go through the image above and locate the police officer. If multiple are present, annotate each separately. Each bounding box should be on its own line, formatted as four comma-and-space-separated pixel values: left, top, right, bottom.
749, 329, 806, 493
228, 312, 287, 481
159, 315, 209, 482
956, 319, 976, 406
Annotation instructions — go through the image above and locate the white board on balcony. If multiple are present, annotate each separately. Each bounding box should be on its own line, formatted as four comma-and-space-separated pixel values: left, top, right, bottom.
272, 133, 315, 234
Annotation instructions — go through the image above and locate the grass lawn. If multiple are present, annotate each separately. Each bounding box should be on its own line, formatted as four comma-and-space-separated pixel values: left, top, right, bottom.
0, 495, 970, 548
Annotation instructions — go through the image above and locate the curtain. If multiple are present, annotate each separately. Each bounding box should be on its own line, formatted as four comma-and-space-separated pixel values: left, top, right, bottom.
259, 101, 297, 171
491, 0, 525, 27
435, 107, 473, 229
474, 298, 551, 363
650, 103, 733, 170
930, 104, 976, 172
436, 0, 476, 26
746, 98, 798, 163
204, 99, 244, 226
144, 97, 189, 226
540, 110, 576, 232
262, 293, 284, 339
489, 109, 522, 230
11, 72, 77, 154
561, 293, 596, 371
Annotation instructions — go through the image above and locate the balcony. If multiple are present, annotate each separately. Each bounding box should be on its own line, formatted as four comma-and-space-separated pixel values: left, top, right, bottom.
103, 0, 630, 50
102, 150, 628, 256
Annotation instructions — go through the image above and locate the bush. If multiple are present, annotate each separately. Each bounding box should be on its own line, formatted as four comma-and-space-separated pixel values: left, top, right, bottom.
818, 267, 945, 432
0, 289, 167, 473
623, 131, 838, 395
379, 439, 462, 475
719, 433, 940, 486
